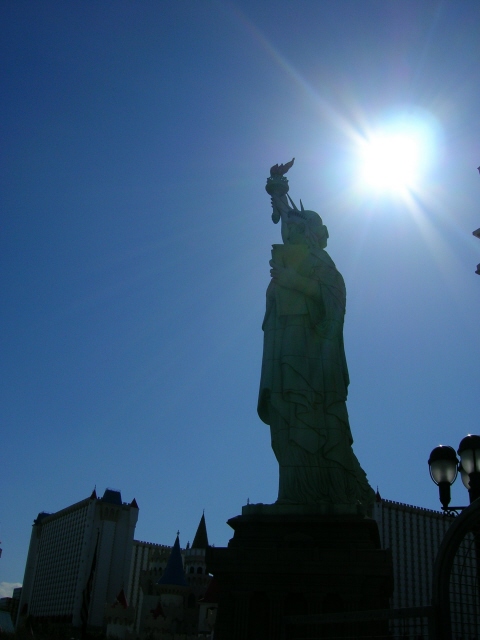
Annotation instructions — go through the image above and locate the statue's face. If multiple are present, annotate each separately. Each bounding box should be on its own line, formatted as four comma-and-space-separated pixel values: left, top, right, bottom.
282, 221, 307, 246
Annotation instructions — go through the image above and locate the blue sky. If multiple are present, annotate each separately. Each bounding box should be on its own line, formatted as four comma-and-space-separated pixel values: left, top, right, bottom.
2, 0, 480, 594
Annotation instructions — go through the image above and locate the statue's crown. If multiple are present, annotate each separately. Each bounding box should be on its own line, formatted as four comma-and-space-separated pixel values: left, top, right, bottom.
287, 209, 308, 221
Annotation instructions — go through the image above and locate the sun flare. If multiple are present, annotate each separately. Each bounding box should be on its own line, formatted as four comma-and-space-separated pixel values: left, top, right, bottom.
356, 114, 438, 196
360, 133, 421, 191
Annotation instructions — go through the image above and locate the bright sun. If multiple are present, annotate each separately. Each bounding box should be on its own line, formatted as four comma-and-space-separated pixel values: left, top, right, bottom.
356, 114, 438, 195
360, 133, 421, 192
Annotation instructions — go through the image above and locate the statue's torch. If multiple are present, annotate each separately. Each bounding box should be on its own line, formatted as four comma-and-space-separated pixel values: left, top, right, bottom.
265, 158, 295, 224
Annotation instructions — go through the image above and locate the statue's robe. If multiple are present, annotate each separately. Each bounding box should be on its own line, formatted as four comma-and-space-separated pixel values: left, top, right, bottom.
258, 247, 374, 507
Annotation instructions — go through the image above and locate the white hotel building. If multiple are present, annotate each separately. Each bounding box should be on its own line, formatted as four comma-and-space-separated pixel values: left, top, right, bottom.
17, 488, 138, 630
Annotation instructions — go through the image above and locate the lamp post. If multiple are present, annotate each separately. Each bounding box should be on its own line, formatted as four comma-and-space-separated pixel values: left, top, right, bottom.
429, 435, 480, 636
428, 435, 480, 514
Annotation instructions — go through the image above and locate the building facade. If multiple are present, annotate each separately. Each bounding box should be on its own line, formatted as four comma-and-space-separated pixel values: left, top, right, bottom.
372, 493, 453, 611
16, 488, 138, 630
24, 487, 475, 637
371, 493, 480, 637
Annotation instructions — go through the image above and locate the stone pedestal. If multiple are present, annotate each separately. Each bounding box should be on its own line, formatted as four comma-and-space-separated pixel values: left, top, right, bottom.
206, 505, 394, 639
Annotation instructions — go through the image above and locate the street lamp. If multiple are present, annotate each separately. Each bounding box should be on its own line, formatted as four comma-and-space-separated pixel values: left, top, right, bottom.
428, 445, 458, 511
428, 435, 480, 514
458, 434, 480, 500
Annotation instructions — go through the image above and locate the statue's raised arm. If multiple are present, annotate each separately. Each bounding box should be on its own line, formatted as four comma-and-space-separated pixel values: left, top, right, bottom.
265, 158, 295, 224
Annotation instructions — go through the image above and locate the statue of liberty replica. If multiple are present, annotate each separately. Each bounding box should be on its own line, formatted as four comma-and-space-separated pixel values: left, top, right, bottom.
207, 161, 393, 640
258, 158, 375, 511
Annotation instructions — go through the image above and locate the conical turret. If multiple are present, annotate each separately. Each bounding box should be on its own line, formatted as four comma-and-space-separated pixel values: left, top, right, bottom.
157, 535, 187, 586
192, 512, 208, 549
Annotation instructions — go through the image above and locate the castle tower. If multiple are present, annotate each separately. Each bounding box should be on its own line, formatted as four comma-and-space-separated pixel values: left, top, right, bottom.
139, 534, 196, 637
184, 512, 210, 596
